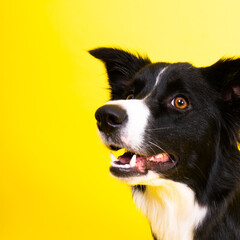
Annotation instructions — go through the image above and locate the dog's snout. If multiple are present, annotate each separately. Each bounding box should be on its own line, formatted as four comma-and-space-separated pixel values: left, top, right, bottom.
95, 105, 127, 134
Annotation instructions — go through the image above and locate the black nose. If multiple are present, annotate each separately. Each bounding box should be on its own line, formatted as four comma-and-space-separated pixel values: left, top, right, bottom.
95, 105, 127, 134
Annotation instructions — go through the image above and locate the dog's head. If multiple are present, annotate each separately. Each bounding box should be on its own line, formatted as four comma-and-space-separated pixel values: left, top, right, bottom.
90, 48, 240, 191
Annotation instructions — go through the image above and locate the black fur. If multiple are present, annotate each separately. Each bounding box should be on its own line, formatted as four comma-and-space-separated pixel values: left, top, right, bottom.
151, 232, 158, 240
132, 185, 146, 193
90, 48, 240, 239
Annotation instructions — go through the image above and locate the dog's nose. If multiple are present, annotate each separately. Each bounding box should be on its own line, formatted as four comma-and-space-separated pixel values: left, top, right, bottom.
95, 105, 127, 134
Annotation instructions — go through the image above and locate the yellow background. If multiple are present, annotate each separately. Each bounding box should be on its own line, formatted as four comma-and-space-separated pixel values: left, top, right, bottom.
1, 0, 240, 239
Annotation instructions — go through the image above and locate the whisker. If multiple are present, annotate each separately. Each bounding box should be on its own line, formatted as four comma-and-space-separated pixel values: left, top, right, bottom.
145, 126, 174, 132
147, 143, 158, 155
189, 162, 207, 181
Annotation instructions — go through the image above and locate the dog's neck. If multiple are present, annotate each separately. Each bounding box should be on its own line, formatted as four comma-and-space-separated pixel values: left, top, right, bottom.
132, 179, 207, 240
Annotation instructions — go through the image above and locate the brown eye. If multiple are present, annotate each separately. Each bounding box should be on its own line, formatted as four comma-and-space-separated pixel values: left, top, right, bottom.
171, 96, 188, 109
126, 94, 134, 100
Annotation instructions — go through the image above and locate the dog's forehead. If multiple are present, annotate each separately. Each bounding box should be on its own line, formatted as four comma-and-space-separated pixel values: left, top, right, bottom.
137, 62, 196, 82
134, 62, 200, 96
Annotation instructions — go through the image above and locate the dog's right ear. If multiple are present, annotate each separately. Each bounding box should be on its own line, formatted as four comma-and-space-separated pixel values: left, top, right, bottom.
201, 58, 240, 101
201, 58, 240, 143
89, 47, 151, 99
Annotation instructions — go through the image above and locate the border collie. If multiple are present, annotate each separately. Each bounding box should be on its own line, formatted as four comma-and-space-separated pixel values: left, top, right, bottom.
89, 48, 240, 240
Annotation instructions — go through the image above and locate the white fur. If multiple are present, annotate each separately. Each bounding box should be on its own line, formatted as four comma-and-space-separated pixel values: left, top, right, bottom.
132, 178, 207, 240
105, 99, 150, 152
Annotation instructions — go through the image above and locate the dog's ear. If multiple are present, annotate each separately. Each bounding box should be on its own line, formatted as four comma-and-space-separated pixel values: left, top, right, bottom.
202, 58, 240, 143
89, 47, 151, 99
201, 58, 240, 101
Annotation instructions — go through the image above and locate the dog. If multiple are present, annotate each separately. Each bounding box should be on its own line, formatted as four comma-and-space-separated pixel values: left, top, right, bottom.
89, 47, 240, 240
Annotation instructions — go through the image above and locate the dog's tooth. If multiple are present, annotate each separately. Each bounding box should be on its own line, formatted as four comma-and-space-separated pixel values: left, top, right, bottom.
110, 161, 119, 167
110, 152, 118, 163
156, 153, 164, 159
110, 161, 131, 169
130, 154, 137, 167
120, 164, 131, 169
111, 162, 121, 168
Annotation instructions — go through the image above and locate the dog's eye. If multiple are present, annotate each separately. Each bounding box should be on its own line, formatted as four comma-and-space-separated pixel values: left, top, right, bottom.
126, 94, 134, 100
171, 96, 188, 110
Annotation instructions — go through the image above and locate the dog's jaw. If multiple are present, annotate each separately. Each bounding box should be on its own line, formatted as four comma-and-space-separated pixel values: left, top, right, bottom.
111, 170, 162, 185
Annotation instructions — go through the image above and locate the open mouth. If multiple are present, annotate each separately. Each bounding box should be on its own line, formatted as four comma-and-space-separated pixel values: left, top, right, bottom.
110, 151, 178, 178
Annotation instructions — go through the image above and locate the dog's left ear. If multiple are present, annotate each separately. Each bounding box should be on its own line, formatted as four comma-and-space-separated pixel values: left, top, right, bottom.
201, 58, 240, 101
89, 47, 151, 99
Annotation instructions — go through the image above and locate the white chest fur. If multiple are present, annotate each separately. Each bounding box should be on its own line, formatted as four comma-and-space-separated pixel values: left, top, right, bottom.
132, 179, 207, 240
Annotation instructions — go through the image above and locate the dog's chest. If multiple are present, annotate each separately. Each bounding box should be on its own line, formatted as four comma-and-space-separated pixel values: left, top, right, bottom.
132, 180, 207, 240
